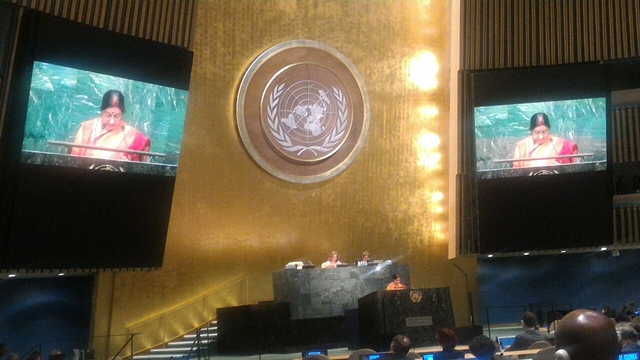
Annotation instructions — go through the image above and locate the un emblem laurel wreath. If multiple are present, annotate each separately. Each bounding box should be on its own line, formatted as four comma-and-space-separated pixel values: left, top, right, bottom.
267, 83, 348, 156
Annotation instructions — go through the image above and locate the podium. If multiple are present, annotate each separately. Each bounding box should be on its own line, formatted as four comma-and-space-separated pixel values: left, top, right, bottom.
358, 288, 455, 351
273, 264, 410, 319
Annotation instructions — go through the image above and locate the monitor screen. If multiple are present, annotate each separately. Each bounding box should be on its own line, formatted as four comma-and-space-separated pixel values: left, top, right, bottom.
302, 349, 328, 357
361, 354, 389, 360
21, 61, 189, 175
474, 97, 607, 179
496, 335, 516, 351
619, 352, 640, 360
421, 353, 434, 360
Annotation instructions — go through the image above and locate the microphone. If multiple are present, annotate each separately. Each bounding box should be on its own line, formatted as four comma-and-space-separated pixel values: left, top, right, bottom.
550, 137, 560, 164
549, 137, 560, 155
120, 125, 130, 160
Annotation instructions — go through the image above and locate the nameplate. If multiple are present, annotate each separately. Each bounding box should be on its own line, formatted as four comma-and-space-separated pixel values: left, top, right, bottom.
405, 316, 433, 327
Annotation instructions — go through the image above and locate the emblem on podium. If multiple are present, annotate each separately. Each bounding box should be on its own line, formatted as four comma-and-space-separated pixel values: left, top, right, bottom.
410, 289, 423, 303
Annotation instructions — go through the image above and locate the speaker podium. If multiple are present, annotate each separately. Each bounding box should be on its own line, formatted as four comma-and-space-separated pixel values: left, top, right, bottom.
358, 288, 455, 351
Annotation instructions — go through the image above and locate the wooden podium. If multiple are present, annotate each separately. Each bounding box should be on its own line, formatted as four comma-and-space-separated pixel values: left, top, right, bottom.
357, 288, 455, 351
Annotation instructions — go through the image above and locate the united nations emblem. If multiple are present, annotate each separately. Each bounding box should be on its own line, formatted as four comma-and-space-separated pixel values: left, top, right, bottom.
237, 40, 369, 183
89, 164, 124, 172
410, 290, 423, 303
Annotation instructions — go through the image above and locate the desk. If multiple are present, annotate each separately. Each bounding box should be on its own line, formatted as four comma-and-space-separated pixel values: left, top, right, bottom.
273, 264, 410, 319
464, 349, 541, 359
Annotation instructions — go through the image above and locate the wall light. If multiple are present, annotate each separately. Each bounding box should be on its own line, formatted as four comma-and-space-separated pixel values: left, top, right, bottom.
407, 51, 439, 91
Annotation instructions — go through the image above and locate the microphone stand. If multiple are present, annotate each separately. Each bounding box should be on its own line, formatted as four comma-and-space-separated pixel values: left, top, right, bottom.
452, 263, 475, 326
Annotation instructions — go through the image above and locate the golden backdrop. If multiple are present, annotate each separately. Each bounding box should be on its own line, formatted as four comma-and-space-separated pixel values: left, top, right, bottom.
93, 0, 476, 356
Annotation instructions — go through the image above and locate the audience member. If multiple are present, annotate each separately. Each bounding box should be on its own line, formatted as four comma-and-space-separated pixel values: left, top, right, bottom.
433, 328, 465, 360
615, 312, 632, 324
616, 323, 640, 353
622, 302, 638, 318
468, 335, 497, 360
602, 305, 616, 319
47, 350, 61, 360
602, 305, 617, 318
505, 311, 548, 351
630, 316, 640, 334
554, 309, 619, 360
24, 352, 40, 360
389, 334, 412, 358
6, 353, 18, 360
0, 345, 7, 360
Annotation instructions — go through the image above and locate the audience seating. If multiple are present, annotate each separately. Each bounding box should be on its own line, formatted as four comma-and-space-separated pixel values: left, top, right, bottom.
347, 349, 376, 360
304, 354, 331, 360
532, 346, 556, 360
528, 341, 552, 349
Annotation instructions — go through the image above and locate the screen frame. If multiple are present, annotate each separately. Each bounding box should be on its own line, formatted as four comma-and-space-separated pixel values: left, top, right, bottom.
463, 62, 614, 255
0, 10, 193, 270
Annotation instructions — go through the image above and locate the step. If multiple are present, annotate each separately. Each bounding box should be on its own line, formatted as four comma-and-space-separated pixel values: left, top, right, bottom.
183, 333, 217, 339
166, 341, 211, 347
133, 322, 219, 360
134, 355, 195, 360
150, 348, 196, 353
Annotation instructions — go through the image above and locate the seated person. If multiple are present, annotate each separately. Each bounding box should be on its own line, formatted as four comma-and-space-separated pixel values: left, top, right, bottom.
433, 328, 465, 360
71, 89, 151, 162
601, 305, 617, 319
555, 309, 619, 360
616, 323, 640, 353
513, 112, 578, 168
25, 352, 41, 360
622, 301, 638, 318
388, 334, 412, 359
506, 311, 548, 351
468, 335, 497, 360
386, 274, 407, 290
356, 251, 371, 265
321, 251, 343, 268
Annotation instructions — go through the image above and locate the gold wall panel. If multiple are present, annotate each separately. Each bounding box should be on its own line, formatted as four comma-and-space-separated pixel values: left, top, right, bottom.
7, 0, 195, 47
461, 0, 640, 70
84, 0, 467, 357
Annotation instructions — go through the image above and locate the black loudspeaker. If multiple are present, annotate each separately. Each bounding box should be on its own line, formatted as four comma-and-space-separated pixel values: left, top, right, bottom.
0, 2, 17, 76
216, 302, 292, 355
453, 326, 483, 345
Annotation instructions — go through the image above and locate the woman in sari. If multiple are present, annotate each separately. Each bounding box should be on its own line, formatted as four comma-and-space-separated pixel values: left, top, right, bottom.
71, 90, 150, 162
513, 112, 578, 168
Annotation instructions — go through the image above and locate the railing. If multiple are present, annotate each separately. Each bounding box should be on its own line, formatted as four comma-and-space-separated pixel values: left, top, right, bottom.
127, 277, 250, 357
